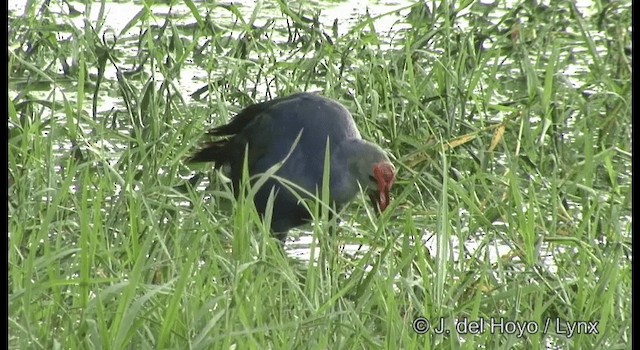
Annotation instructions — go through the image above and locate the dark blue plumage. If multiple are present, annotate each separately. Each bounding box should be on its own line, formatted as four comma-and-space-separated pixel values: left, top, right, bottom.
189, 92, 395, 241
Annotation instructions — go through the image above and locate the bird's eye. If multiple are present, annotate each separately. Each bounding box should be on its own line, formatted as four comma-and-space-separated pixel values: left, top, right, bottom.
368, 175, 376, 182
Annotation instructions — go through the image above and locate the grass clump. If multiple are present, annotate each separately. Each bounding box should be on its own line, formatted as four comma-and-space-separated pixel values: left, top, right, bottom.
9, 0, 631, 349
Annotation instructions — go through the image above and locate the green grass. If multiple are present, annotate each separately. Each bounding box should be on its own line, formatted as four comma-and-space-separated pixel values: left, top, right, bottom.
8, 0, 631, 349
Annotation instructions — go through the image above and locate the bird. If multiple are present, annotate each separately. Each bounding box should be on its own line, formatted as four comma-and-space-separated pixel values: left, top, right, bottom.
188, 92, 395, 242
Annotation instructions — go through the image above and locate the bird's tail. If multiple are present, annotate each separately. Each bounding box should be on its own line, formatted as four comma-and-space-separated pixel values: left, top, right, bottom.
186, 140, 229, 166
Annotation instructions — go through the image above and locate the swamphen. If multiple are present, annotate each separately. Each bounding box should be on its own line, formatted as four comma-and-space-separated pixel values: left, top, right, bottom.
188, 92, 395, 242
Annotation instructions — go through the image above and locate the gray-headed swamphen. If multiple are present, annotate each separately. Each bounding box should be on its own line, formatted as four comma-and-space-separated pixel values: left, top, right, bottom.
188, 92, 395, 242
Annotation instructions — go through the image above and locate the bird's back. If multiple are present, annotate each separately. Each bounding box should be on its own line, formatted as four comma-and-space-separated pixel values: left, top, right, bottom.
247, 93, 361, 182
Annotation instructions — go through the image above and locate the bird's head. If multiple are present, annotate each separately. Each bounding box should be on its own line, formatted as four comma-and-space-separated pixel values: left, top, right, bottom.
337, 140, 395, 213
